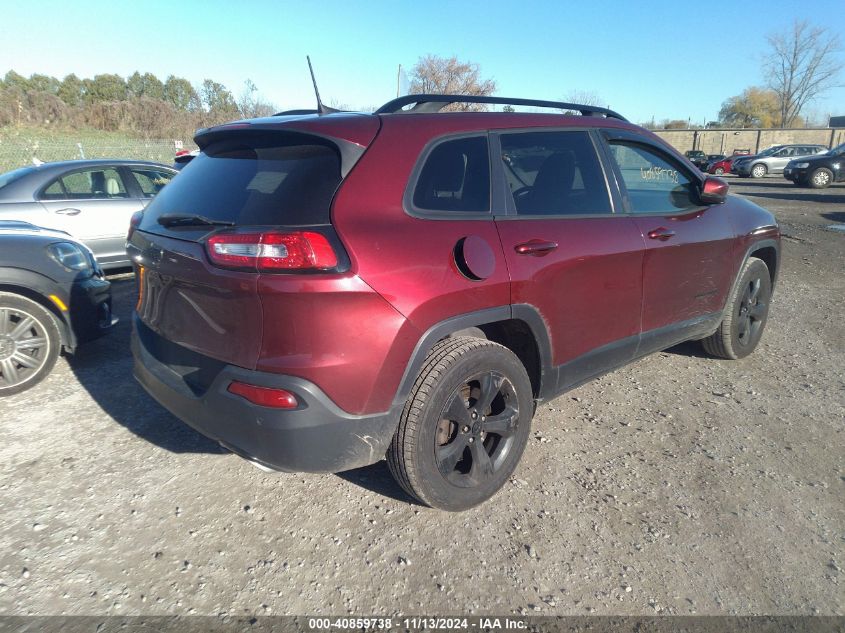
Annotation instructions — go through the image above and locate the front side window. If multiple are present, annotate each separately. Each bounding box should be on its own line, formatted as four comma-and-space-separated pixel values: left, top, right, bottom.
44, 168, 128, 200
499, 131, 611, 215
607, 142, 698, 214
412, 136, 490, 213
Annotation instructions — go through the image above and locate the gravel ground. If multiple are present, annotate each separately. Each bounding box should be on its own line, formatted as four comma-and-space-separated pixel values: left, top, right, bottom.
0, 177, 843, 617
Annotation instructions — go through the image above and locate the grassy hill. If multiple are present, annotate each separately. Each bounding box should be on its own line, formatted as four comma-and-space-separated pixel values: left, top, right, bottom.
0, 125, 192, 172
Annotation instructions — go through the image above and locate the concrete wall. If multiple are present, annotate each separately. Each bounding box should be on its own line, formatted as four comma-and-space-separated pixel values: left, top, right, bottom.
653, 128, 845, 155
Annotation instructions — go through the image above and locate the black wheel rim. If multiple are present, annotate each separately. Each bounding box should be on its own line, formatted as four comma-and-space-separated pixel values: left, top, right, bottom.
434, 371, 520, 488
736, 277, 766, 347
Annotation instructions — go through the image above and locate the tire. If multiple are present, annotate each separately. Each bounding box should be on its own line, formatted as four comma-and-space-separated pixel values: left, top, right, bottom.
701, 257, 771, 360
750, 163, 768, 178
387, 336, 533, 511
808, 168, 833, 189
714, 167, 724, 175
0, 292, 61, 396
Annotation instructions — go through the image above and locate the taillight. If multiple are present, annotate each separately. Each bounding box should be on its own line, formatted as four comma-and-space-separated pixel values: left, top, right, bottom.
205, 231, 338, 271
127, 211, 143, 241
227, 381, 298, 409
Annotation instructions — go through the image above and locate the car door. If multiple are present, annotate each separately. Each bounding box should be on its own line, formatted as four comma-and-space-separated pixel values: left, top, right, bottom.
38, 166, 141, 266
769, 147, 795, 173
492, 129, 645, 390
601, 130, 735, 354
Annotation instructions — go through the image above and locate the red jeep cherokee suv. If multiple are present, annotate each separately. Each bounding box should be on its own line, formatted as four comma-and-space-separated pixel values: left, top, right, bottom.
128, 95, 780, 511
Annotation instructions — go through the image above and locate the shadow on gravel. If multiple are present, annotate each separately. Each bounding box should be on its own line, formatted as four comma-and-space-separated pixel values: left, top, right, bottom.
822, 211, 845, 223
335, 461, 420, 505
664, 340, 710, 359
742, 191, 845, 204
68, 278, 226, 455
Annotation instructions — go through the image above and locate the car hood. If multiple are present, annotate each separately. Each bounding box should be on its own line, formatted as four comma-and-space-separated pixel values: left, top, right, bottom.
0, 220, 73, 241
789, 154, 835, 164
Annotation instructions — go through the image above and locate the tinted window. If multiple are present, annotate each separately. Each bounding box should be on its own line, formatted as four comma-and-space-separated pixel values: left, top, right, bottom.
500, 131, 611, 215
43, 168, 128, 200
139, 135, 342, 230
130, 168, 174, 198
0, 167, 35, 191
412, 136, 489, 213
608, 142, 698, 214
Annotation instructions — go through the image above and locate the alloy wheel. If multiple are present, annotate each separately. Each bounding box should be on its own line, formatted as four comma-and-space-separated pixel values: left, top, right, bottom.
434, 370, 519, 487
736, 277, 766, 347
0, 307, 51, 390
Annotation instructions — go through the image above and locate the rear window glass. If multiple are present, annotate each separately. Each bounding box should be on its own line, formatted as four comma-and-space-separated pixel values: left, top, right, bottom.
0, 167, 35, 191
138, 135, 342, 231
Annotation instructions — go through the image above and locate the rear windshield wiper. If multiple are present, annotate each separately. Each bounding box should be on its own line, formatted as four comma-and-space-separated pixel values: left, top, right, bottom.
157, 213, 235, 228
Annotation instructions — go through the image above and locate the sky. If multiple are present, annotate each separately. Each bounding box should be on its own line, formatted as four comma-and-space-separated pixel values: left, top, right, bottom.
2, 0, 844, 125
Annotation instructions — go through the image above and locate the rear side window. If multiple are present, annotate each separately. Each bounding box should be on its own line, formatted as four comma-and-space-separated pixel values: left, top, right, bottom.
139, 134, 342, 230
130, 168, 174, 198
499, 131, 611, 215
412, 136, 490, 213
42, 168, 128, 200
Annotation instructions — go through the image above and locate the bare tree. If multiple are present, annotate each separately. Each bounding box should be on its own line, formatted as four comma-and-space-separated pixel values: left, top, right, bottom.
560, 90, 605, 115
238, 79, 276, 118
765, 20, 843, 128
408, 55, 496, 111
563, 90, 604, 107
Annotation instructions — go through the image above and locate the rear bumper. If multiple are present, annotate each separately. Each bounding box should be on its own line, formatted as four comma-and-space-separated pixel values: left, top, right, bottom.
131, 315, 397, 473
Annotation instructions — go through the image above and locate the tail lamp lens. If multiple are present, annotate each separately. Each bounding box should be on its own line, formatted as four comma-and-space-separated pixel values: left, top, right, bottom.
127, 210, 143, 241
206, 231, 337, 271
227, 381, 298, 409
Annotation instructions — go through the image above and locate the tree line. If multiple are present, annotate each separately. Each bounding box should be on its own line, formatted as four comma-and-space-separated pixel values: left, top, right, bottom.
0, 70, 276, 139
1, 19, 840, 140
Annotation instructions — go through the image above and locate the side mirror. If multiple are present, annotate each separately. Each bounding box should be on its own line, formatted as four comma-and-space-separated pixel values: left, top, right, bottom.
700, 177, 728, 205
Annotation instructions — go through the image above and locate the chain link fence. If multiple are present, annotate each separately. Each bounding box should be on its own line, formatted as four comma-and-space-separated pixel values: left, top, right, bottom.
0, 138, 188, 173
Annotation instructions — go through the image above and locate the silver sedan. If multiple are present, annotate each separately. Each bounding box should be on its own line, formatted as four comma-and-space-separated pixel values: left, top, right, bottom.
0, 159, 176, 269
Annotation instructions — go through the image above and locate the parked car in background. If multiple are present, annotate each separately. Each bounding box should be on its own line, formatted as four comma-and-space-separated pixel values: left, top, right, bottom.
0, 220, 115, 396
684, 150, 708, 170
0, 160, 176, 269
703, 154, 727, 172
129, 93, 780, 510
173, 149, 199, 170
732, 144, 827, 178
707, 155, 740, 175
783, 142, 845, 188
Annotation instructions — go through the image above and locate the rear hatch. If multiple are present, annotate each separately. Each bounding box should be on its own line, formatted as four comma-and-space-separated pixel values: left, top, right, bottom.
128, 117, 378, 371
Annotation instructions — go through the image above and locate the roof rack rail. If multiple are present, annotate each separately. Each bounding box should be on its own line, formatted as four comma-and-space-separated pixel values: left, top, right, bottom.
273, 108, 321, 116
375, 94, 628, 122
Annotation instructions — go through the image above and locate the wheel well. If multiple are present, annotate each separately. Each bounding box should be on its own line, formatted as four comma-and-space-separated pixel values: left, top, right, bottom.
473, 319, 542, 398
0, 283, 70, 348
749, 246, 777, 285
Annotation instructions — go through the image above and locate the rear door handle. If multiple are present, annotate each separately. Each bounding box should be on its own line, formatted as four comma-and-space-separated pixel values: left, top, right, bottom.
55, 208, 81, 216
514, 239, 558, 256
647, 227, 675, 241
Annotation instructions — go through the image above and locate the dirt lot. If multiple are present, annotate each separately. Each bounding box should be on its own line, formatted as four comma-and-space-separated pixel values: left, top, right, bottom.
0, 177, 843, 618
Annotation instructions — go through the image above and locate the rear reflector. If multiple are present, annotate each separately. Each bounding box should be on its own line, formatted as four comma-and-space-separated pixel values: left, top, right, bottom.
227, 381, 298, 409
206, 231, 338, 271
